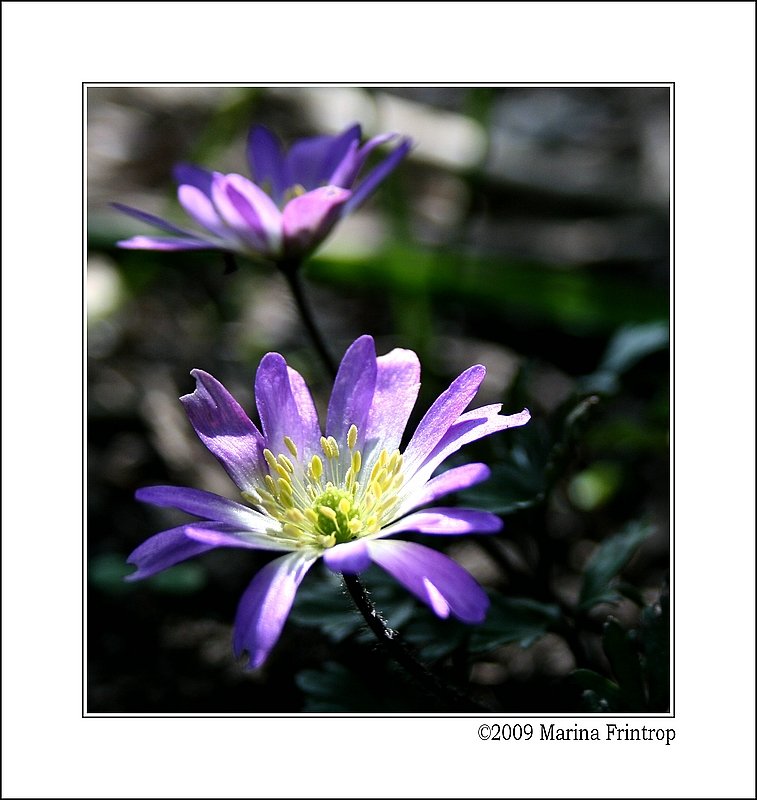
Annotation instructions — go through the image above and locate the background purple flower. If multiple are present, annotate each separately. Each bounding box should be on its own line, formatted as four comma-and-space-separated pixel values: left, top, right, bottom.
114, 123, 411, 263
129, 335, 530, 668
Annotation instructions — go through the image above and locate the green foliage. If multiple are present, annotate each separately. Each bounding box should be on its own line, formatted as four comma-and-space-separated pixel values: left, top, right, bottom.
579, 521, 653, 611
290, 566, 416, 643
470, 595, 562, 652
574, 599, 669, 713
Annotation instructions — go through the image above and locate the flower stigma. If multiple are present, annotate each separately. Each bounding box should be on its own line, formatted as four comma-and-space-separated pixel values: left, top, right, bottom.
242, 424, 405, 551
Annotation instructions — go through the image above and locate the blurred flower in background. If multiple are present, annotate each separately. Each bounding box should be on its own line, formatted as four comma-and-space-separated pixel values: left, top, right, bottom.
114, 122, 411, 264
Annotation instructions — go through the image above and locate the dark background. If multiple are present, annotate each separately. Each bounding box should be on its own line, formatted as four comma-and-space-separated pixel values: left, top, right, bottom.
87, 86, 670, 713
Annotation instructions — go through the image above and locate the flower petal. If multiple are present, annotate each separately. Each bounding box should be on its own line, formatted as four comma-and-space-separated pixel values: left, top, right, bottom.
111, 202, 197, 237
255, 353, 321, 460
379, 507, 502, 536
173, 163, 215, 196
363, 347, 420, 462
178, 184, 226, 235
322, 539, 372, 574
233, 551, 317, 668
281, 186, 351, 258
400, 463, 491, 512
344, 136, 412, 213
246, 125, 289, 204
126, 522, 229, 581
136, 485, 270, 531
286, 125, 361, 190
211, 173, 282, 255
328, 132, 394, 187
401, 365, 487, 477
180, 369, 267, 492
184, 524, 292, 552
366, 539, 489, 623
407, 408, 531, 495
325, 335, 377, 450
116, 235, 217, 251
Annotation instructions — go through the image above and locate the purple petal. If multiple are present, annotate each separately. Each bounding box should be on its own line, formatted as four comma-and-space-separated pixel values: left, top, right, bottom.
211, 173, 282, 254
126, 522, 227, 581
363, 347, 420, 457
285, 365, 322, 461
317, 124, 362, 185
325, 335, 377, 449
401, 463, 491, 512
233, 551, 317, 668
366, 539, 489, 623
379, 507, 502, 536
409, 408, 531, 492
111, 202, 196, 237
286, 125, 361, 190
135, 485, 270, 530
281, 186, 351, 258
178, 184, 226, 235
172, 163, 215, 196
328, 132, 394, 187
246, 126, 289, 204
255, 353, 321, 461
344, 136, 412, 213
116, 235, 217, 251
402, 365, 487, 476
184, 524, 292, 552
322, 539, 372, 574
180, 369, 267, 492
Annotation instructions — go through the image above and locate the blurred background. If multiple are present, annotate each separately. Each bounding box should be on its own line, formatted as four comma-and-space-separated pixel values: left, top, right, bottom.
87, 85, 670, 713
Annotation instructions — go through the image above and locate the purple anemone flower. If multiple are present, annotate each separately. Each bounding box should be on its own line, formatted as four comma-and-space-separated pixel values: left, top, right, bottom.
114, 123, 411, 264
129, 336, 530, 668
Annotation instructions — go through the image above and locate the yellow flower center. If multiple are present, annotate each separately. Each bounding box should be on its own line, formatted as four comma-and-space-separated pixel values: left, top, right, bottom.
242, 424, 404, 550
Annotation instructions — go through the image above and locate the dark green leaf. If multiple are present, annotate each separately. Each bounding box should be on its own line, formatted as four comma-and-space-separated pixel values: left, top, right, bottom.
599, 321, 669, 375
573, 669, 623, 711
579, 521, 653, 610
295, 662, 379, 712
148, 562, 207, 594
470, 595, 561, 653
290, 566, 417, 643
403, 614, 470, 662
640, 594, 670, 711
602, 617, 647, 711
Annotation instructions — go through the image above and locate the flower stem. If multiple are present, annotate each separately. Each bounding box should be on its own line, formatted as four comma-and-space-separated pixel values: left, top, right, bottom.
342, 572, 490, 712
278, 261, 337, 379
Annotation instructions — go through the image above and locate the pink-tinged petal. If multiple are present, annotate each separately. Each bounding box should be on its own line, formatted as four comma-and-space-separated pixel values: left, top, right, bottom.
379, 508, 502, 537
281, 186, 351, 258
366, 539, 489, 624
135, 485, 271, 531
402, 365, 487, 476
116, 235, 217, 251
255, 353, 321, 460
111, 202, 197, 237
363, 347, 420, 459
345, 136, 412, 213
211, 173, 282, 254
184, 524, 291, 552
400, 463, 491, 513
325, 335, 377, 449
180, 369, 267, 492
246, 126, 288, 204
322, 539, 372, 574
126, 522, 236, 581
233, 551, 317, 668
178, 184, 226, 234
